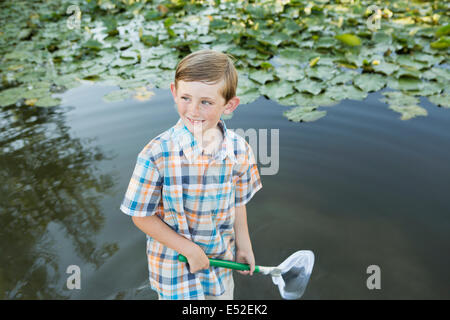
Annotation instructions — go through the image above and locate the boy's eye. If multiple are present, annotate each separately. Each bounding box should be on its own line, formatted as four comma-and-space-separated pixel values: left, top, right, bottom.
180, 96, 212, 106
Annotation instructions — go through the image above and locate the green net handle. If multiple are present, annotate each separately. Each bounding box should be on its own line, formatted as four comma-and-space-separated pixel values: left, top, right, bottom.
178, 254, 260, 273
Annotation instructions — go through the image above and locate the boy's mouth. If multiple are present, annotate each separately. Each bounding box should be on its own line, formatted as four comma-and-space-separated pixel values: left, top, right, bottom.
187, 117, 205, 125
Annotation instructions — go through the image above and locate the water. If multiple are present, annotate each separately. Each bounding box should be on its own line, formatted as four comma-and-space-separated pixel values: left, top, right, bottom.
1, 82, 449, 299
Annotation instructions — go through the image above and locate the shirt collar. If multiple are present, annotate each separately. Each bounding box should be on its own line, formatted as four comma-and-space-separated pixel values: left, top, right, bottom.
173, 117, 237, 164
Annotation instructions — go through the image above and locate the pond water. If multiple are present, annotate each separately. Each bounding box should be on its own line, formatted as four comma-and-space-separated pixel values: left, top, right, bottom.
1, 82, 449, 299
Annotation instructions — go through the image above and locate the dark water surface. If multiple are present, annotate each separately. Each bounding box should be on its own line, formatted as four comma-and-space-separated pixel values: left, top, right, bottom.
1, 82, 449, 299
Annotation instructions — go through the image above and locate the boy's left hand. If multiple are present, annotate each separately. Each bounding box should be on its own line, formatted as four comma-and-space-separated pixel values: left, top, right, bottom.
235, 249, 255, 276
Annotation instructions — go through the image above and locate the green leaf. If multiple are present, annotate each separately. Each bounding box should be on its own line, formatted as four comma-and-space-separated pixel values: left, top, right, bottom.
324, 85, 367, 101
387, 77, 423, 91
259, 81, 295, 100
430, 36, 450, 49
141, 35, 159, 47
335, 33, 362, 46
21, 87, 50, 99
275, 65, 305, 82
394, 66, 422, 79
83, 39, 103, 51
238, 88, 260, 105
380, 91, 419, 106
262, 31, 290, 46
388, 104, 428, 120
35, 96, 62, 108
249, 70, 274, 85
354, 73, 386, 92
408, 81, 444, 96
277, 93, 298, 106
422, 67, 450, 82
103, 89, 131, 103
293, 79, 324, 95
315, 37, 337, 49
330, 72, 356, 85
428, 93, 450, 108
380, 90, 430, 119
436, 24, 450, 38
0, 87, 24, 107
396, 55, 428, 70
309, 93, 339, 107
283, 106, 327, 122
373, 62, 399, 76
412, 53, 444, 67
119, 78, 151, 89
53, 74, 81, 89
305, 66, 337, 81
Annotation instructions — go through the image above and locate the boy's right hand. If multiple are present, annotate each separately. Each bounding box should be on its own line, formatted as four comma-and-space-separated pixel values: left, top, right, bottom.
184, 243, 210, 273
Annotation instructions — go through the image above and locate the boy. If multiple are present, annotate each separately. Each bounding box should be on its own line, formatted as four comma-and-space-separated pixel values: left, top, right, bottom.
120, 50, 263, 300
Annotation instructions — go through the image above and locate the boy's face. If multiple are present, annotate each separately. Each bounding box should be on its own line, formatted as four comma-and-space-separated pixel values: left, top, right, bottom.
170, 80, 239, 136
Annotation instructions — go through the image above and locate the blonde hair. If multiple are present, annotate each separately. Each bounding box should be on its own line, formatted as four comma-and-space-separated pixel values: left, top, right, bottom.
174, 49, 238, 103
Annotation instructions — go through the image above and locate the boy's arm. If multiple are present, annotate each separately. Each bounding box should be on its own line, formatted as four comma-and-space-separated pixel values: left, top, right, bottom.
234, 204, 255, 275
132, 215, 210, 273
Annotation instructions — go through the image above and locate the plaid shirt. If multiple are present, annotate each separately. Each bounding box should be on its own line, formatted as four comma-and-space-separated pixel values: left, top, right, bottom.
120, 117, 263, 299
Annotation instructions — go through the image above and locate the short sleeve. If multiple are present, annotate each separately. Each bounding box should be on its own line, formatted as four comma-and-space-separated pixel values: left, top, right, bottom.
120, 153, 163, 217
234, 143, 262, 207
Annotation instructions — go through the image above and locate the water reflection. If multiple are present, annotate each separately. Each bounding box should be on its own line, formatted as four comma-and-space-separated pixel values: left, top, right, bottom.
0, 105, 118, 299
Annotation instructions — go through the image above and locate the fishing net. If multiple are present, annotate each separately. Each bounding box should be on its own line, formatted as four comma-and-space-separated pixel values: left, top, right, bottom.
271, 250, 315, 300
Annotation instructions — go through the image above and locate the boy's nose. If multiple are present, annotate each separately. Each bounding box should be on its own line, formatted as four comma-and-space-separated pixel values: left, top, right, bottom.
189, 101, 202, 115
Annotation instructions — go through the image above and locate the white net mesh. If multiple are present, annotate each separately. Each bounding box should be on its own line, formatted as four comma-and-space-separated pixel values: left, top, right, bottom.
271, 250, 315, 300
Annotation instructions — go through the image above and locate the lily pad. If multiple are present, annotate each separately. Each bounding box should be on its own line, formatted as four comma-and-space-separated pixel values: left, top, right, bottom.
436, 24, 450, 38
249, 69, 274, 85
428, 93, 450, 108
330, 72, 356, 85
259, 81, 294, 100
294, 79, 324, 95
103, 89, 131, 103
430, 37, 450, 49
310, 93, 339, 107
388, 104, 428, 120
387, 77, 424, 91
408, 81, 444, 96
238, 88, 261, 105
380, 91, 420, 106
395, 55, 428, 70
354, 73, 386, 92
277, 93, 298, 106
373, 62, 399, 76
394, 66, 422, 79
283, 106, 327, 122
35, 96, 62, 108
305, 66, 337, 81
422, 67, 450, 82
21, 87, 50, 99
275, 65, 305, 82
324, 85, 368, 101
83, 39, 103, 51
0, 87, 24, 107
119, 78, 151, 89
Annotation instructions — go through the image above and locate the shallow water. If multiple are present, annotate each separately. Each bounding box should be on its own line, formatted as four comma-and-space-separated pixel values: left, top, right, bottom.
1, 82, 449, 299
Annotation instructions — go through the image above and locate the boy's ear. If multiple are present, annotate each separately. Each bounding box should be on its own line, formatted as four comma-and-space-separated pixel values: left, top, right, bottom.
170, 82, 177, 100
223, 96, 240, 114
